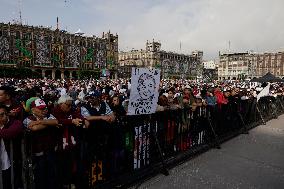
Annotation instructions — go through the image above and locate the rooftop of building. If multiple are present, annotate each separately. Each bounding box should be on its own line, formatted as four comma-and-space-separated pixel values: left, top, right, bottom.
0, 22, 117, 40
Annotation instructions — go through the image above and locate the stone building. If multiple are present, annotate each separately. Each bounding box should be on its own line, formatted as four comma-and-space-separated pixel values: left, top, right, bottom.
0, 22, 118, 79
218, 52, 250, 80
203, 60, 216, 70
118, 39, 203, 79
218, 51, 284, 80
118, 40, 160, 78
253, 51, 284, 78
203, 60, 218, 81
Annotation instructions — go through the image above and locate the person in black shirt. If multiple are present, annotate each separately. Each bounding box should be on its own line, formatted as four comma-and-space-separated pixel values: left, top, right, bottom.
110, 96, 126, 117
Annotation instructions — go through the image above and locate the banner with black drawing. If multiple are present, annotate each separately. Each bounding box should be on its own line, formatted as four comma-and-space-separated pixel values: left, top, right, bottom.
128, 68, 160, 115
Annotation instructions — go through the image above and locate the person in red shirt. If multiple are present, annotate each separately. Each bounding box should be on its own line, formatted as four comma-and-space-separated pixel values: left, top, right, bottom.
0, 105, 23, 189
52, 95, 89, 189
214, 86, 230, 135
23, 98, 59, 189
214, 86, 228, 106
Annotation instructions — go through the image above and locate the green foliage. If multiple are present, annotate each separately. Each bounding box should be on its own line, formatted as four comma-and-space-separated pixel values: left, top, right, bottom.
0, 67, 41, 78
0, 61, 16, 65
155, 64, 161, 68
15, 39, 32, 59
77, 69, 100, 79
107, 60, 113, 65
83, 48, 94, 62
51, 54, 60, 62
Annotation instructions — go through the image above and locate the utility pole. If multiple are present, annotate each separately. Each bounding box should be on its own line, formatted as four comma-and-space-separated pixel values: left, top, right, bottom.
18, 0, 23, 24
56, 17, 59, 30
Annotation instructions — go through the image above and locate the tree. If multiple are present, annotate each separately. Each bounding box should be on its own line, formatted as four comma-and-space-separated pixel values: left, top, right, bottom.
77, 69, 100, 79
0, 67, 41, 78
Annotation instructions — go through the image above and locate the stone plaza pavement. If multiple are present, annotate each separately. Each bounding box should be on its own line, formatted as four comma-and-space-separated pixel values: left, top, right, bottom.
132, 114, 284, 189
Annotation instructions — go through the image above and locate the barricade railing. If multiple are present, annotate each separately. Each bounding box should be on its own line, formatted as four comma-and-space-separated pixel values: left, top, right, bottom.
2, 96, 284, 189
84, 96, 284, 189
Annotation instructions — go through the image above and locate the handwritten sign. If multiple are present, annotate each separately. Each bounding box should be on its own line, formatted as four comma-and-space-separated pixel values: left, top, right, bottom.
128, 68, 160, 115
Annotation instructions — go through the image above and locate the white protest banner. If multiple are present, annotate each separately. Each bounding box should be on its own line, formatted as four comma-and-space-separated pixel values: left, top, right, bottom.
257, 83, 270, 102
128, 67, 160, 115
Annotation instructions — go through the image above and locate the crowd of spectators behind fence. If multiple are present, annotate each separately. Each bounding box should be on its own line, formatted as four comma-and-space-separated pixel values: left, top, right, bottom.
1, 77, 284, 189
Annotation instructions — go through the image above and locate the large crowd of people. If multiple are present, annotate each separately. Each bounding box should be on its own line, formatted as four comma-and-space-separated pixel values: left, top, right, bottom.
0, 77, 284, 189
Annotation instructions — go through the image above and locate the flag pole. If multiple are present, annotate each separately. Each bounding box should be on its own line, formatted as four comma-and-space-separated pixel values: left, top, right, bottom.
256, 103, 266, 125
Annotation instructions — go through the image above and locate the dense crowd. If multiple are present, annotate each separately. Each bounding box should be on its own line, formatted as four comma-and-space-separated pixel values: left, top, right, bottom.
0, 77, 284, 189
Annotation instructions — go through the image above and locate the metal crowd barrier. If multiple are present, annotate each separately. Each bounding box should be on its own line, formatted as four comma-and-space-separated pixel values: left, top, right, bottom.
84, 96, 284, 189
2, 96, 284, 189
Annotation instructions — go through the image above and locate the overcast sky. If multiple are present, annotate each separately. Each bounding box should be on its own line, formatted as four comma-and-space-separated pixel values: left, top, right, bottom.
1, 0, 284, 60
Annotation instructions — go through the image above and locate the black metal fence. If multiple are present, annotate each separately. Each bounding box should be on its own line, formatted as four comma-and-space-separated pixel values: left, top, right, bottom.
84, 96, 284, 189
2, 96, 284, 189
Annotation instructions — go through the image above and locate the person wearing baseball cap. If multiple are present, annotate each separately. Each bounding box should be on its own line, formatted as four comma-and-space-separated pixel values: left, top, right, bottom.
23, 98, 59, 189
30, 98, 47, 110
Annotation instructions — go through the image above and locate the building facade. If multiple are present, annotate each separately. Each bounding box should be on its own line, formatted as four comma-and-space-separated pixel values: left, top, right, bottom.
253, 52, 284, 78
0, 22, 118, 79
202, 60, 218, 81
118, 40, 203, 79
218, 52, 250, 80
218, 51, 284, 80
203, 60, 216, 70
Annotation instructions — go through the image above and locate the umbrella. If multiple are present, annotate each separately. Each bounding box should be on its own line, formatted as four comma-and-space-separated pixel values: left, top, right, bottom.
250, 72, 284, 83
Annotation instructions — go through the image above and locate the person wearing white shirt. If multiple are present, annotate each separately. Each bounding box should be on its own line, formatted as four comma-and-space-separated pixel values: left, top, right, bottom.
59, 87, 67, 97
78, 88, 86, 101
0, 105, 23, 189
